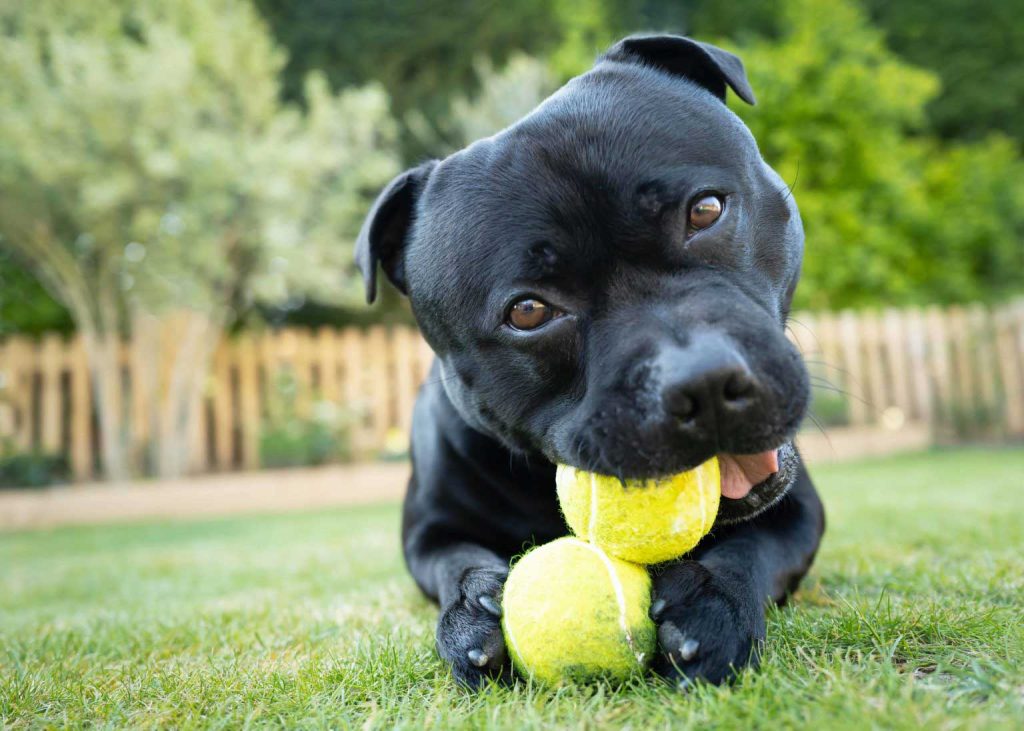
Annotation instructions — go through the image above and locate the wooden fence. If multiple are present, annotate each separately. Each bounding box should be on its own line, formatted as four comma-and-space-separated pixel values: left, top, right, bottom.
1, 300, 1022, 481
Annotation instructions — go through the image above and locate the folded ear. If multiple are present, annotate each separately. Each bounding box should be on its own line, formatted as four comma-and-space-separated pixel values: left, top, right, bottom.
354, 160, 437, 304
602, 35, 756, 106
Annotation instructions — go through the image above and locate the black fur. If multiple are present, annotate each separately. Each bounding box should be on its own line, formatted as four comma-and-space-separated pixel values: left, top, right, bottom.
357, 34, 825, 688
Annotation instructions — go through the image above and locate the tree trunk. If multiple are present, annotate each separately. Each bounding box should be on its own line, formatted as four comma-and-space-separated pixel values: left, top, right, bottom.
4, 226, 134, 481
80, 328, 131, 482
150, 310, 223, 479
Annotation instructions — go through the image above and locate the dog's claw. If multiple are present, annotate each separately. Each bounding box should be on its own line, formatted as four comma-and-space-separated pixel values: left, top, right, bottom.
677, 677, 694, 693
650, 598, 667, 619
478, 594, 502, 617
680, 638, 700, 661
467, 649, 490, 667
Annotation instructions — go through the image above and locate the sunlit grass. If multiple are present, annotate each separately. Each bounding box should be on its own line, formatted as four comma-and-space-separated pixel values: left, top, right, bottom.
2, 447, 1023, 729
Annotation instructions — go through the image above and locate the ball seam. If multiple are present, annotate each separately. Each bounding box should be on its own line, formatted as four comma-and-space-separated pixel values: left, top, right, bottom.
587, 472, 599, 543
566, 537, 644, 666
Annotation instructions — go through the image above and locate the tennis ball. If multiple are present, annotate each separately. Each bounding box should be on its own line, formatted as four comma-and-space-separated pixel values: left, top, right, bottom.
501, 537, 656, 685
556, 457, 721, 564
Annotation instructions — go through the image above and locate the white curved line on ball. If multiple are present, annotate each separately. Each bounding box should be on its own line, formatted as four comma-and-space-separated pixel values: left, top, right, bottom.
588, 472, 600, 544
567, 538, 641, 664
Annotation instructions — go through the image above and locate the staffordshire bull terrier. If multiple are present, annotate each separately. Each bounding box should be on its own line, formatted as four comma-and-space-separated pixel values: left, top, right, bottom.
356, 34, 825, 688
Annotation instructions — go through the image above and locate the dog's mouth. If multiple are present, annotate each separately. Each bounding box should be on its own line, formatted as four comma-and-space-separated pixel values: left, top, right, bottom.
718, 449, 779, 500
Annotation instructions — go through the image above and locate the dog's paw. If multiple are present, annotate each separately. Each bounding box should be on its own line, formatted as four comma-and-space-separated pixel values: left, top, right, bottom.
649, 561, 765, 688
436, 566, 510, 688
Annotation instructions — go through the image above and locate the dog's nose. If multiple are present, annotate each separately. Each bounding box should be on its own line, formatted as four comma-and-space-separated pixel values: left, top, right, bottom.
660, 336, 759, 425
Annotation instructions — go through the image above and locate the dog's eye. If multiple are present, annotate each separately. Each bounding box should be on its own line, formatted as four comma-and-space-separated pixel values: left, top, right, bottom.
688, 194, 724, 232
507, 298, 559, 331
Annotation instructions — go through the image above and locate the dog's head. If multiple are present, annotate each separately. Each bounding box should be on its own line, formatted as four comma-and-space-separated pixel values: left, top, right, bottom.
357, 36, 809, 522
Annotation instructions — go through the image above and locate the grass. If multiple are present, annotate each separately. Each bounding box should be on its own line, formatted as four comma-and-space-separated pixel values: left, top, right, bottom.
2, 447, 1023, 729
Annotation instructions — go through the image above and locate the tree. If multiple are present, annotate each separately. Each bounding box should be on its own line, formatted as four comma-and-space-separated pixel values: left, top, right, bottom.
412, 0, 1024, 310
862, 0, 1024, 144
406, 55, 558, 153
0, 253, 74, 336
640, 0, 1024, 145
725, 0, 1024, 309
0, 0, 400, 478
254, 0, 562, 160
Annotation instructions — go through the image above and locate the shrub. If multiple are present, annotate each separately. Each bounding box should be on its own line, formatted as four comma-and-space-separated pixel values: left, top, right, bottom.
0, 450, 70, 488
258, 371, 355, 469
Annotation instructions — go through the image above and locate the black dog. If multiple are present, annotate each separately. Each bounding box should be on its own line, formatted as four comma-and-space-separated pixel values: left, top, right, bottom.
356, 35, 825, 688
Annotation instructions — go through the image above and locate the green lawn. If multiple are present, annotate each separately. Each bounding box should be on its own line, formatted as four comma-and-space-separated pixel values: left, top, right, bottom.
2, 448, 1023, 729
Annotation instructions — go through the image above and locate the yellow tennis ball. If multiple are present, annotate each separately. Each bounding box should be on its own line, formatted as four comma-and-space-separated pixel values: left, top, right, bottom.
556, 457, 721, 564
501, 537, 656, 685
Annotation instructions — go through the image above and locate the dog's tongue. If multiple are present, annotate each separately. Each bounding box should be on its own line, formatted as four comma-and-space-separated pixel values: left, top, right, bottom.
718, 450, 779, 499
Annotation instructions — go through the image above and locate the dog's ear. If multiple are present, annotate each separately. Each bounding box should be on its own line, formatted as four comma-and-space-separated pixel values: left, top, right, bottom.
602, 35, 756, 106
355, 160, 436, 304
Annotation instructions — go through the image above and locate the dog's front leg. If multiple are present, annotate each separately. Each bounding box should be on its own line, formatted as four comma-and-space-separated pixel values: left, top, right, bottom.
407, 534, 511, 687
400, 382, 565, 687
651, 458, 825, 687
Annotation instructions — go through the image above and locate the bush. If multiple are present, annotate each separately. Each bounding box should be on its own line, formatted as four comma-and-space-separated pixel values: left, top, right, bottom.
0, 450, 70, 488
258, 371, 354, 469
807, 387, 851, 429
728, 0, 1024, 310
259, 413, 352, 469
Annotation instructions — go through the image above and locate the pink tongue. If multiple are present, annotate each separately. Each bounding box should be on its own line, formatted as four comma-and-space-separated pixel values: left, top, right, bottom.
719, 450, 779, 499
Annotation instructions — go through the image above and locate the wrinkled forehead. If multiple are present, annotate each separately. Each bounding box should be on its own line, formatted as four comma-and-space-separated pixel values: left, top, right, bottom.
407, 64, 765, 307
514, 64, 763, 176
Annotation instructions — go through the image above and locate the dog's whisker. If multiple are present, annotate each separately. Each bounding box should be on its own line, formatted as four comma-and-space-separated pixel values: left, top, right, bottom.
779, 160, 801, 203
805, 412, 834, 453
786, 316, 823, 354
807, 379, 873, 408
802, 359, 865, 388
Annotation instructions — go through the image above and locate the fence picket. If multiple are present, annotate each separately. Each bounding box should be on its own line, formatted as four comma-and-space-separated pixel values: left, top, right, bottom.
862, 311, 887, 422
365, 326, 390, 445
208, 342, 232, 470
6, 337, 33, 451
68, 337, 93, 479
316, 327, 339, 405
339, 328, 368, 453
925, 306, 954, 433
948, 307, 974, 421
392, 327, 416, 435
968, 305, 998, 424
39, 334, 64, 453
882, 309, 911, 419
236, 335, 260, 471
903, 307, 932, 423
838, 311, 869, 425
995, 306, 1024, 433
2, 301, 1022, 483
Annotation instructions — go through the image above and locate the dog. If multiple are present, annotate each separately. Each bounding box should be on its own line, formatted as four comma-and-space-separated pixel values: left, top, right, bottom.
355, 35, 825, 688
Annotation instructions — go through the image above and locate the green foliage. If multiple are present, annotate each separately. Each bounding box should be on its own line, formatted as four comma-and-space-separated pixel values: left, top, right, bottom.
0, 253, 72, 335
0, 0, 400, 321
2, 0, 1022, 329
806, 387, 850, 429
661, 0, 1024, 146
727, 0, 1024, 309
407, 55, 558, 153
0, 449, 69, 488
864, 0, 1024, 143
258, 371, 354, 469
255, 0, 562, 159
259, 419, 347, 469
649, 0, 780, 42
0, 0, 402, 479
546, 0, 648, 79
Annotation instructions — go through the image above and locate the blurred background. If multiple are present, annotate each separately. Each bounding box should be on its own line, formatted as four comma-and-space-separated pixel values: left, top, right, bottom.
0, 0, 1022, 499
